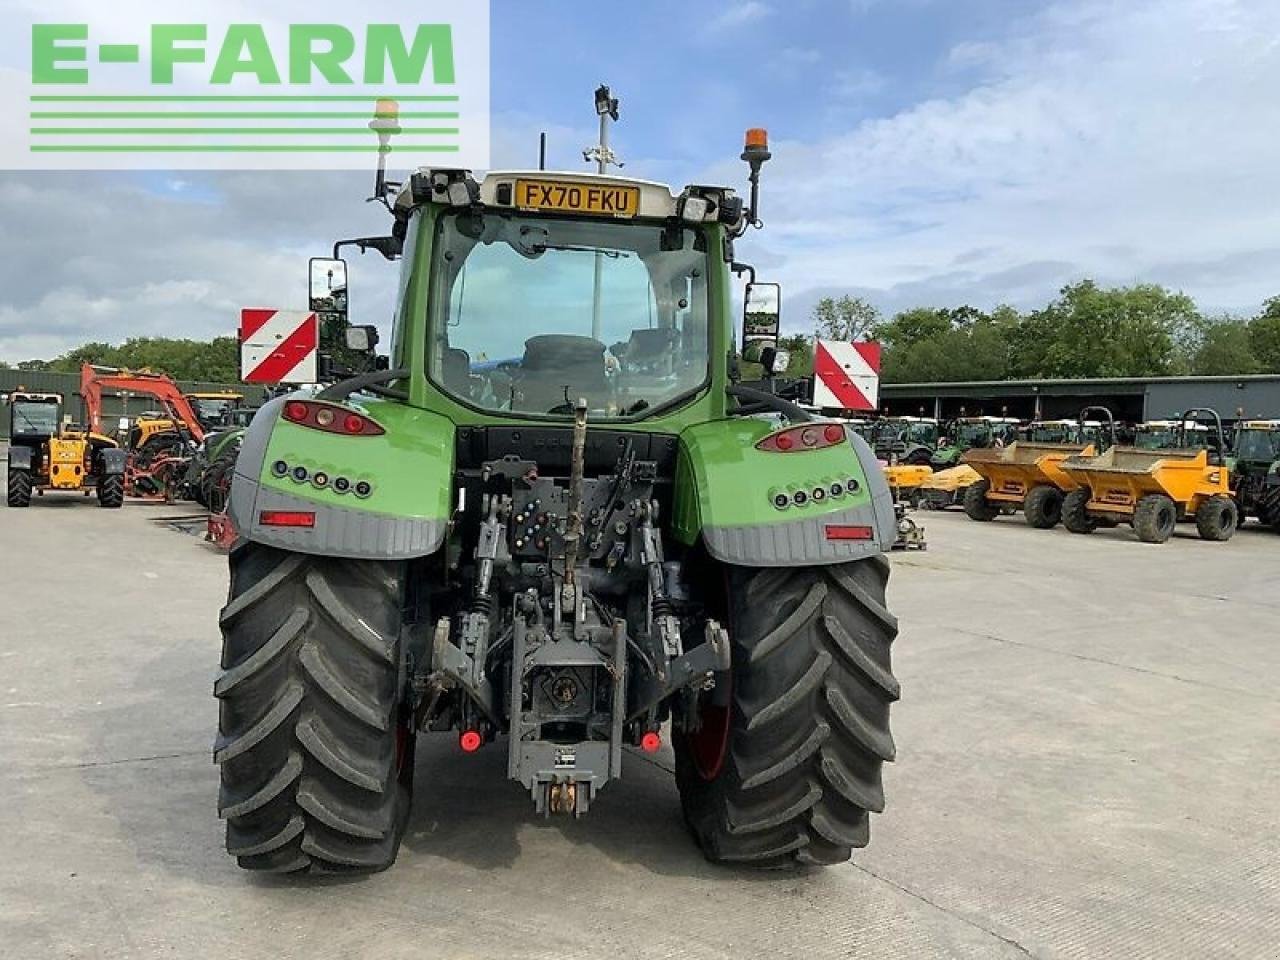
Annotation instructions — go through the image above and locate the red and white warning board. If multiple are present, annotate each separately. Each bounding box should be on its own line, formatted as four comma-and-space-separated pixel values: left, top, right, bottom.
239, 309, 319, 384
813, 339, 881, 412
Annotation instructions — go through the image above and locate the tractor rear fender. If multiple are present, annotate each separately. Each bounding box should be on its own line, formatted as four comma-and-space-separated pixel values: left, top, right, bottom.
97, 448, 127, 475
7, 445, 33, 472
672, 420, 895, 566
227, 396, 454, 561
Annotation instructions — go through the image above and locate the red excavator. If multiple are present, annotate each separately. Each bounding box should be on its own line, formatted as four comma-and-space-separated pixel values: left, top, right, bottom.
79, 363, 207, 501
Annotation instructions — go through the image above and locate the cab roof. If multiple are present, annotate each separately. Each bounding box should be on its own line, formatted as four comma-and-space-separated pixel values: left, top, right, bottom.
401, 168, 736, 224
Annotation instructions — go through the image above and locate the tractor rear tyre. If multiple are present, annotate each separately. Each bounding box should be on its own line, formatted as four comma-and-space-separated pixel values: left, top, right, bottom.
1258, 483, 1280, 531
204, 455, 236, 514
1133, 493, 1178, 544
97, 474, 124, 509
1061, 489, 1096, 534
1194, 495, 1237, 542
7, 469, 32, 508
963, 479, 1000, 522
1023, 485, 1064, 529
214, 542, 415, 874
674, 557, 899, 868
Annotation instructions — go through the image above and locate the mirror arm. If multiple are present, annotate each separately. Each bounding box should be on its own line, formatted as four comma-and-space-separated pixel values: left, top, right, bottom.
727, 384, 813, 423
731, 261, 756, 284
316, 368, 411, 403
332, 236, 402, 262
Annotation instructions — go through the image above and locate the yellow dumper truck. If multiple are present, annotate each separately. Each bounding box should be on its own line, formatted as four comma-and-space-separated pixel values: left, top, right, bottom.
1058, 408, 1236, 544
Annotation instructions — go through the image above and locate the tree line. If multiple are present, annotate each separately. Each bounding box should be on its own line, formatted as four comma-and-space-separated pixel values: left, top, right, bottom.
793, 280, 1280, 383
4, 279, 1280, 387
0, 337, 242, 384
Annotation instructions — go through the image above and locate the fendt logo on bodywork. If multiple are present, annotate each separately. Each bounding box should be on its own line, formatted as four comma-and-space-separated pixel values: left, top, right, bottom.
1, 2, 490, 171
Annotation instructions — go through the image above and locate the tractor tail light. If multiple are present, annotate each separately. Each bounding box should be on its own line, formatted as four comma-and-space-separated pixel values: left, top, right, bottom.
282, 400, 384, 436
259, 510, 316, 528
757, 423, 848, 453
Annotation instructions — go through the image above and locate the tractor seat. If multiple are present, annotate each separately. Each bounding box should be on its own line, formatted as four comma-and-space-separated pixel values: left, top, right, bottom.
518, 335, 607, 412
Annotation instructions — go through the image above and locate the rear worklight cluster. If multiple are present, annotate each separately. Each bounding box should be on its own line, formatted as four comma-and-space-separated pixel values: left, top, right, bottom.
771, 477, 861, 510
283, 400, 384, 436
271, 459, 372, 498
756, 423, 846, 453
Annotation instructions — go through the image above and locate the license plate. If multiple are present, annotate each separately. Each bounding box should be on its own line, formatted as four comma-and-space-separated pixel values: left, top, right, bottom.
513, 178, 640, 218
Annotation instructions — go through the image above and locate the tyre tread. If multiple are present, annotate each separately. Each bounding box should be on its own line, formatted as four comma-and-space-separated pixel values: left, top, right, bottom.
675, 557, 898, 868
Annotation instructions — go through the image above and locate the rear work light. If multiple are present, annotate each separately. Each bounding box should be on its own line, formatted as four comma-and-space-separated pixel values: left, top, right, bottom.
259, 510, 316, 528
756, 422, 847, 453
282, 400, 384, 436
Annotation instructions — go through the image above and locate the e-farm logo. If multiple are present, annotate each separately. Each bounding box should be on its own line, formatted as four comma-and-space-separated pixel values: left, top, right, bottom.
1, 3, 490, 170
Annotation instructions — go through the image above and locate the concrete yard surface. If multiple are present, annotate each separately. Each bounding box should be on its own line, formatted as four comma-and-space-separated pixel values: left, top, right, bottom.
1, 491, 1278, 959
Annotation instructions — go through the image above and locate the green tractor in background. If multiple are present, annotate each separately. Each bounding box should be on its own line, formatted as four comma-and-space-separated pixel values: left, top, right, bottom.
931, 415, 1021, 469
214, 127, 900, 875
1228, 420, 1280, 529
872, 416, 939, 465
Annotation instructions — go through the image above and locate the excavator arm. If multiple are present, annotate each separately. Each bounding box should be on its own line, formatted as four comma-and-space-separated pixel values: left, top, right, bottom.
79, 363, 207, 444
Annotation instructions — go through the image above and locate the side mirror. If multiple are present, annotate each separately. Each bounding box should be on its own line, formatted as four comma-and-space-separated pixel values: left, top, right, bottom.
309, 257, 349, 319
344, 324, 379, 353
743, 281, 781, 348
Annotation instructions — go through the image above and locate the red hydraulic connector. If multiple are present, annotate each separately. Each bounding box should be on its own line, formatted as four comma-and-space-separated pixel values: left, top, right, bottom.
640, 731, 662, 754
459, 729, 483, 753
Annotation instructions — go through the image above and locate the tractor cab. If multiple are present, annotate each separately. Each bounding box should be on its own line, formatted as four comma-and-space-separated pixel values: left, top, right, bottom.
7, 391, 63, 444
1228, 419, 1280, 528
1025, 419, 1081, 444
933, 416, 1020, 468
187, 393, 245, 431
873, 416, 939, 464
1133, 420, 1211, 452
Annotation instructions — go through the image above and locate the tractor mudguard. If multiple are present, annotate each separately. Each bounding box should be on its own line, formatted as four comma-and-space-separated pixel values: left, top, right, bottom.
228, 395, 454, 561
7, 446, 33, 471
98, 448, 127, 475
672, 420, 895, 566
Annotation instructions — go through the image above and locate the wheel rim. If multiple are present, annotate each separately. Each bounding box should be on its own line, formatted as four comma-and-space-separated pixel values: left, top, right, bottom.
1159, 506, 1176, 535
1220, 506, 1235, 530
688, 698, 731, 781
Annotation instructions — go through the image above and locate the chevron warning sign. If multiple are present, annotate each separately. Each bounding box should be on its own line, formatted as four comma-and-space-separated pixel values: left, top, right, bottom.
813, 339, 881, 412
239, 309, 318, 385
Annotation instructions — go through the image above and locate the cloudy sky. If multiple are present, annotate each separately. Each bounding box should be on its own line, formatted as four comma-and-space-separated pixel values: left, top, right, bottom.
3, 0, 1280, 360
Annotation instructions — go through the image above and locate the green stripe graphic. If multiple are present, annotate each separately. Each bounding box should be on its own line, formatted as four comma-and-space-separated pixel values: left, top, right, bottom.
30, 144, 461, 153
31, 111, 458, 119
31, 128, 460, 136
29, 95, 459, 102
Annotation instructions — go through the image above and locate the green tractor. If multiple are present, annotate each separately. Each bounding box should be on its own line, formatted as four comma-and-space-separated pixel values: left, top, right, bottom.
214, 130, 900, 874
1228, 419, 1280, 529
871, 416, 939, 465
931, 416, 1020, 468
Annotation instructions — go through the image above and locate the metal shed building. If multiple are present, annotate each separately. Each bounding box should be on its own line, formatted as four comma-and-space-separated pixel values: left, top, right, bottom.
880, 374, 1280, 423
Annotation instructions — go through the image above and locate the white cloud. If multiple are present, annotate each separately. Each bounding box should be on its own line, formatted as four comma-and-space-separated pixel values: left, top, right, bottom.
709, 2, 773, 31
727, 0, 1280, 327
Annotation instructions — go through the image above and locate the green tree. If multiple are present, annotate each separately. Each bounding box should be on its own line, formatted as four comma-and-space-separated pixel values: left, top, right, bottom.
10, 336, 242, 383
813, 295, 880, 342
1250, 297, 1280, 371
874, 305, 1016, 383
1191, 319, 1259, 375
1012, 280, 1196, 379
